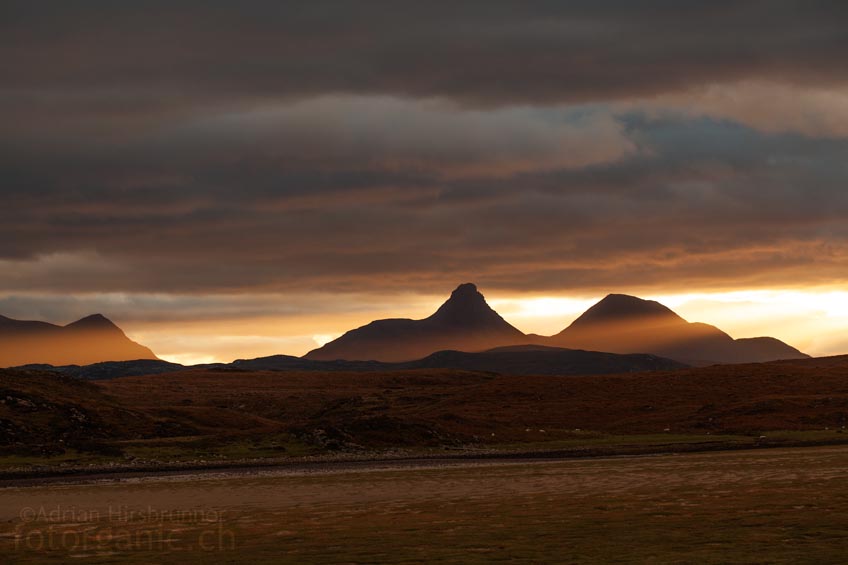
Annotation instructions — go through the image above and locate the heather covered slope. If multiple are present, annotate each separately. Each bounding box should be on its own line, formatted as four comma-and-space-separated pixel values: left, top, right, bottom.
0, 314, 157, 367
91, 354, 848, 440
5, 355, 848, 462
549, 294, 808, 366
14, 359, 185, 380
0, 369, 160, 455
305, 283, 526, 362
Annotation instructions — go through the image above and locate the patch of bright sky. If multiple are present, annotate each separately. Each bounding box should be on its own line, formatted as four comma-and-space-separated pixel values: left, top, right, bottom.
497, 289, 848, 358
128, 289, 848, 364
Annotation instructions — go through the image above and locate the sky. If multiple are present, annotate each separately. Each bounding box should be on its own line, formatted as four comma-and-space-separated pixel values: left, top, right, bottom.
3, 2, 848, 363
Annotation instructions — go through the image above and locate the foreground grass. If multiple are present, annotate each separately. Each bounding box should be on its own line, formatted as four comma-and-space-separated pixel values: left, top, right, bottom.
0, 433, 319, 471
4, 445, 848, 563
4, 429, 848, 474
491, 429, 848, 450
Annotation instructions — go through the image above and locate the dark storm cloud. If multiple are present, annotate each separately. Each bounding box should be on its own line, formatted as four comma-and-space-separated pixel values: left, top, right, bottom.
2, 112, 847, 295
2, 1, 848, 298
2, 1, 847, 107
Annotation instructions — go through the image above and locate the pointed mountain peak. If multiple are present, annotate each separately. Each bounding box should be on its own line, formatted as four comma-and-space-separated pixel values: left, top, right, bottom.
430, 283, 496, 323
305, 282, 524, 362
435, 283, 485, 309
427, 283, 524, 335
571, 294, 683, 327
65, 313, 121, 331
451, 282, 479, 296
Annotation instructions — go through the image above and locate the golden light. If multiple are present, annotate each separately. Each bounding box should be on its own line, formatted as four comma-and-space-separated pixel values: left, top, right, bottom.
491, 288, 848, 359
312, 334, 340, 347
126, 288, 848, 364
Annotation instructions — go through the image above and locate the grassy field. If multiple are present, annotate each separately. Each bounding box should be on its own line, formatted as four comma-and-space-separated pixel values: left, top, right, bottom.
4, 445, 848, 563
7, 356, 848, 473
4, 429, 848, 476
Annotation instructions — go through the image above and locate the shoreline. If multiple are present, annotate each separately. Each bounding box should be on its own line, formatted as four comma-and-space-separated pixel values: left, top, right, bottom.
5, 437, 848, 488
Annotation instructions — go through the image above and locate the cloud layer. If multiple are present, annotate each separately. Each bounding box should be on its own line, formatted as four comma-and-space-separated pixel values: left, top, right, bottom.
2, 2, 848, 347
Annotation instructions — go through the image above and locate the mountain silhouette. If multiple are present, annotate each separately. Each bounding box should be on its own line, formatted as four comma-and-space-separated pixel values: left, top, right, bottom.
305, 283, 526, 362
0, 313, 157, 367
548, 294, 808, 366
306, 286, 807, 366
231, 344, 686, 376
401, 345, 687, 375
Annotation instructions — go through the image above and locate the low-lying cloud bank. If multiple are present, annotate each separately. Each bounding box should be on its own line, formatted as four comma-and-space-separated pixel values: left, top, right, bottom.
2, 2, 847, 329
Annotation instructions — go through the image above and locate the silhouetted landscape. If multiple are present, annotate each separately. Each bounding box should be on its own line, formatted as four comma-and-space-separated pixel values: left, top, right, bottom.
5, 2, 848, 562
2, 283, 807, 376
548, 293, 809, 365
0, 283, 834, 564
305, 283, 527, 362
307, 283, 806, 365
0, 314, 156, 367
0, 283, 834, 470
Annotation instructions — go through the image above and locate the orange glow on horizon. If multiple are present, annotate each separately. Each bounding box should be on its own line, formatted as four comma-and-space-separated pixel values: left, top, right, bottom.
122, 287, 848, 365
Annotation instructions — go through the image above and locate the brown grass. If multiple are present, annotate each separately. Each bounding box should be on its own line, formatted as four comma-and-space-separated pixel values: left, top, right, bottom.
5, 355, 848, 464
101, 356, 848, 443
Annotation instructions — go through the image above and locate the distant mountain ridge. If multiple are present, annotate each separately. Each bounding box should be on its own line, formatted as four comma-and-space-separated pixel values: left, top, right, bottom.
308, 284, 808, 365
2, 284, 810, 370
0, 314, 157, 367
22, 344, 686, 380
395, 345, 686, 375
